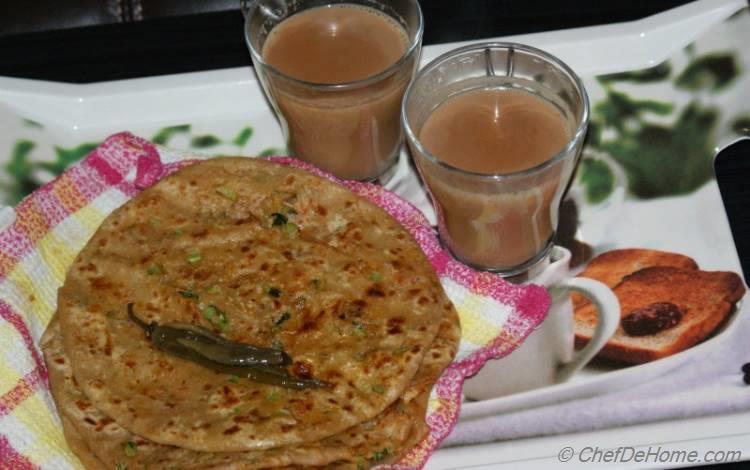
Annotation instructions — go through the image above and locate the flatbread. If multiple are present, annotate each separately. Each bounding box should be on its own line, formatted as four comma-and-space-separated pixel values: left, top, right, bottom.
58, 416, 106, 470
57, 157, 448, 452
44, 305, 459, 469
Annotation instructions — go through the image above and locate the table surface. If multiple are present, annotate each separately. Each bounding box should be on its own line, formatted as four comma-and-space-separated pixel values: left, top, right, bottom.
1, 1, 748, 469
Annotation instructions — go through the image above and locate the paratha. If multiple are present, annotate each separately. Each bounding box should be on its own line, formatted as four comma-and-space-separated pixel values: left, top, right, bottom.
58, 416, 106, 470
44, 305, 460, 468
57, 158, 448, 452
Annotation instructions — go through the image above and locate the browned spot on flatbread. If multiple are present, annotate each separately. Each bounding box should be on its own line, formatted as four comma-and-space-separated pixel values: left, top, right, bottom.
367, 286, 385, 297
223, 425, 240, 435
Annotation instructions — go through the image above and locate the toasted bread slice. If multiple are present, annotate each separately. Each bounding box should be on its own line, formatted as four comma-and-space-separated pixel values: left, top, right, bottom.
572, 249, 699, 309
575, 267, 745, 364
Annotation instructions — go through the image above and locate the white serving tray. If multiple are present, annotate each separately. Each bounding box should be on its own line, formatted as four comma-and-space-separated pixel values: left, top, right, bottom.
1, 0, 748, 468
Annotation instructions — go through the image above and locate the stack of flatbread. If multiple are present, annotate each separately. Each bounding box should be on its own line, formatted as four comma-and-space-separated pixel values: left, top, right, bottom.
42, 158, 460, 469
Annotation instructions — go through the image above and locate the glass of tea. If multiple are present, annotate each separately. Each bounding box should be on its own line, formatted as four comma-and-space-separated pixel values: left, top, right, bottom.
243, 0, 423, 182
403, 42, 589, 276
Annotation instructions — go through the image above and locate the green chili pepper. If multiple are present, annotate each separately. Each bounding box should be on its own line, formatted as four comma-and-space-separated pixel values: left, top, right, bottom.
127, 303, 289, 366
127, 304, 329, 390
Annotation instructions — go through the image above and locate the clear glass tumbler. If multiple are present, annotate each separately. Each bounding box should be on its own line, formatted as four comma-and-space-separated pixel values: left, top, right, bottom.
243, 0, 423, 182
402, 42, 589, 276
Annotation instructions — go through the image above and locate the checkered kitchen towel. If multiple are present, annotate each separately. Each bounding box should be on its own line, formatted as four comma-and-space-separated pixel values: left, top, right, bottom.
0, 132, 549, 469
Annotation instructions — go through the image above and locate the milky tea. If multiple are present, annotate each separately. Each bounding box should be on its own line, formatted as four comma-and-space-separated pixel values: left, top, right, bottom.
404, 43, 588, 275
260, 4, 413, 181
417, 85, 573, 270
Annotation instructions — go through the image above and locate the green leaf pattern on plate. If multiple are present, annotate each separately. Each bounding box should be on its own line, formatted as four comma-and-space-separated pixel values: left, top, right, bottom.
151, 124, 191, 145
731, 115, 750, 135
44, 143, 100, 174
3, 140, 38, 204
2, 140, 100, 204
578, 158, 615, 204
597, 61, 672, 84
190, 135, 222, 148
675, 54, 740, 92
584, 48, 745, 201
258, 147, 286, 157
232, 127, 254, 147
598, 102, 718, 199
22, 118, 44, 129
1, 120, 280, 204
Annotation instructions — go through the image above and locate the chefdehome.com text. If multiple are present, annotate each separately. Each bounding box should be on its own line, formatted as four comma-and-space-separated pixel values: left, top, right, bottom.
557, 446, 742, 465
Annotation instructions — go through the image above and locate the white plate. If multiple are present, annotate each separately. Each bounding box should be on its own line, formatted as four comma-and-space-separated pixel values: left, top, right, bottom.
1, 1, 748, 468
460, 299, 746, 420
